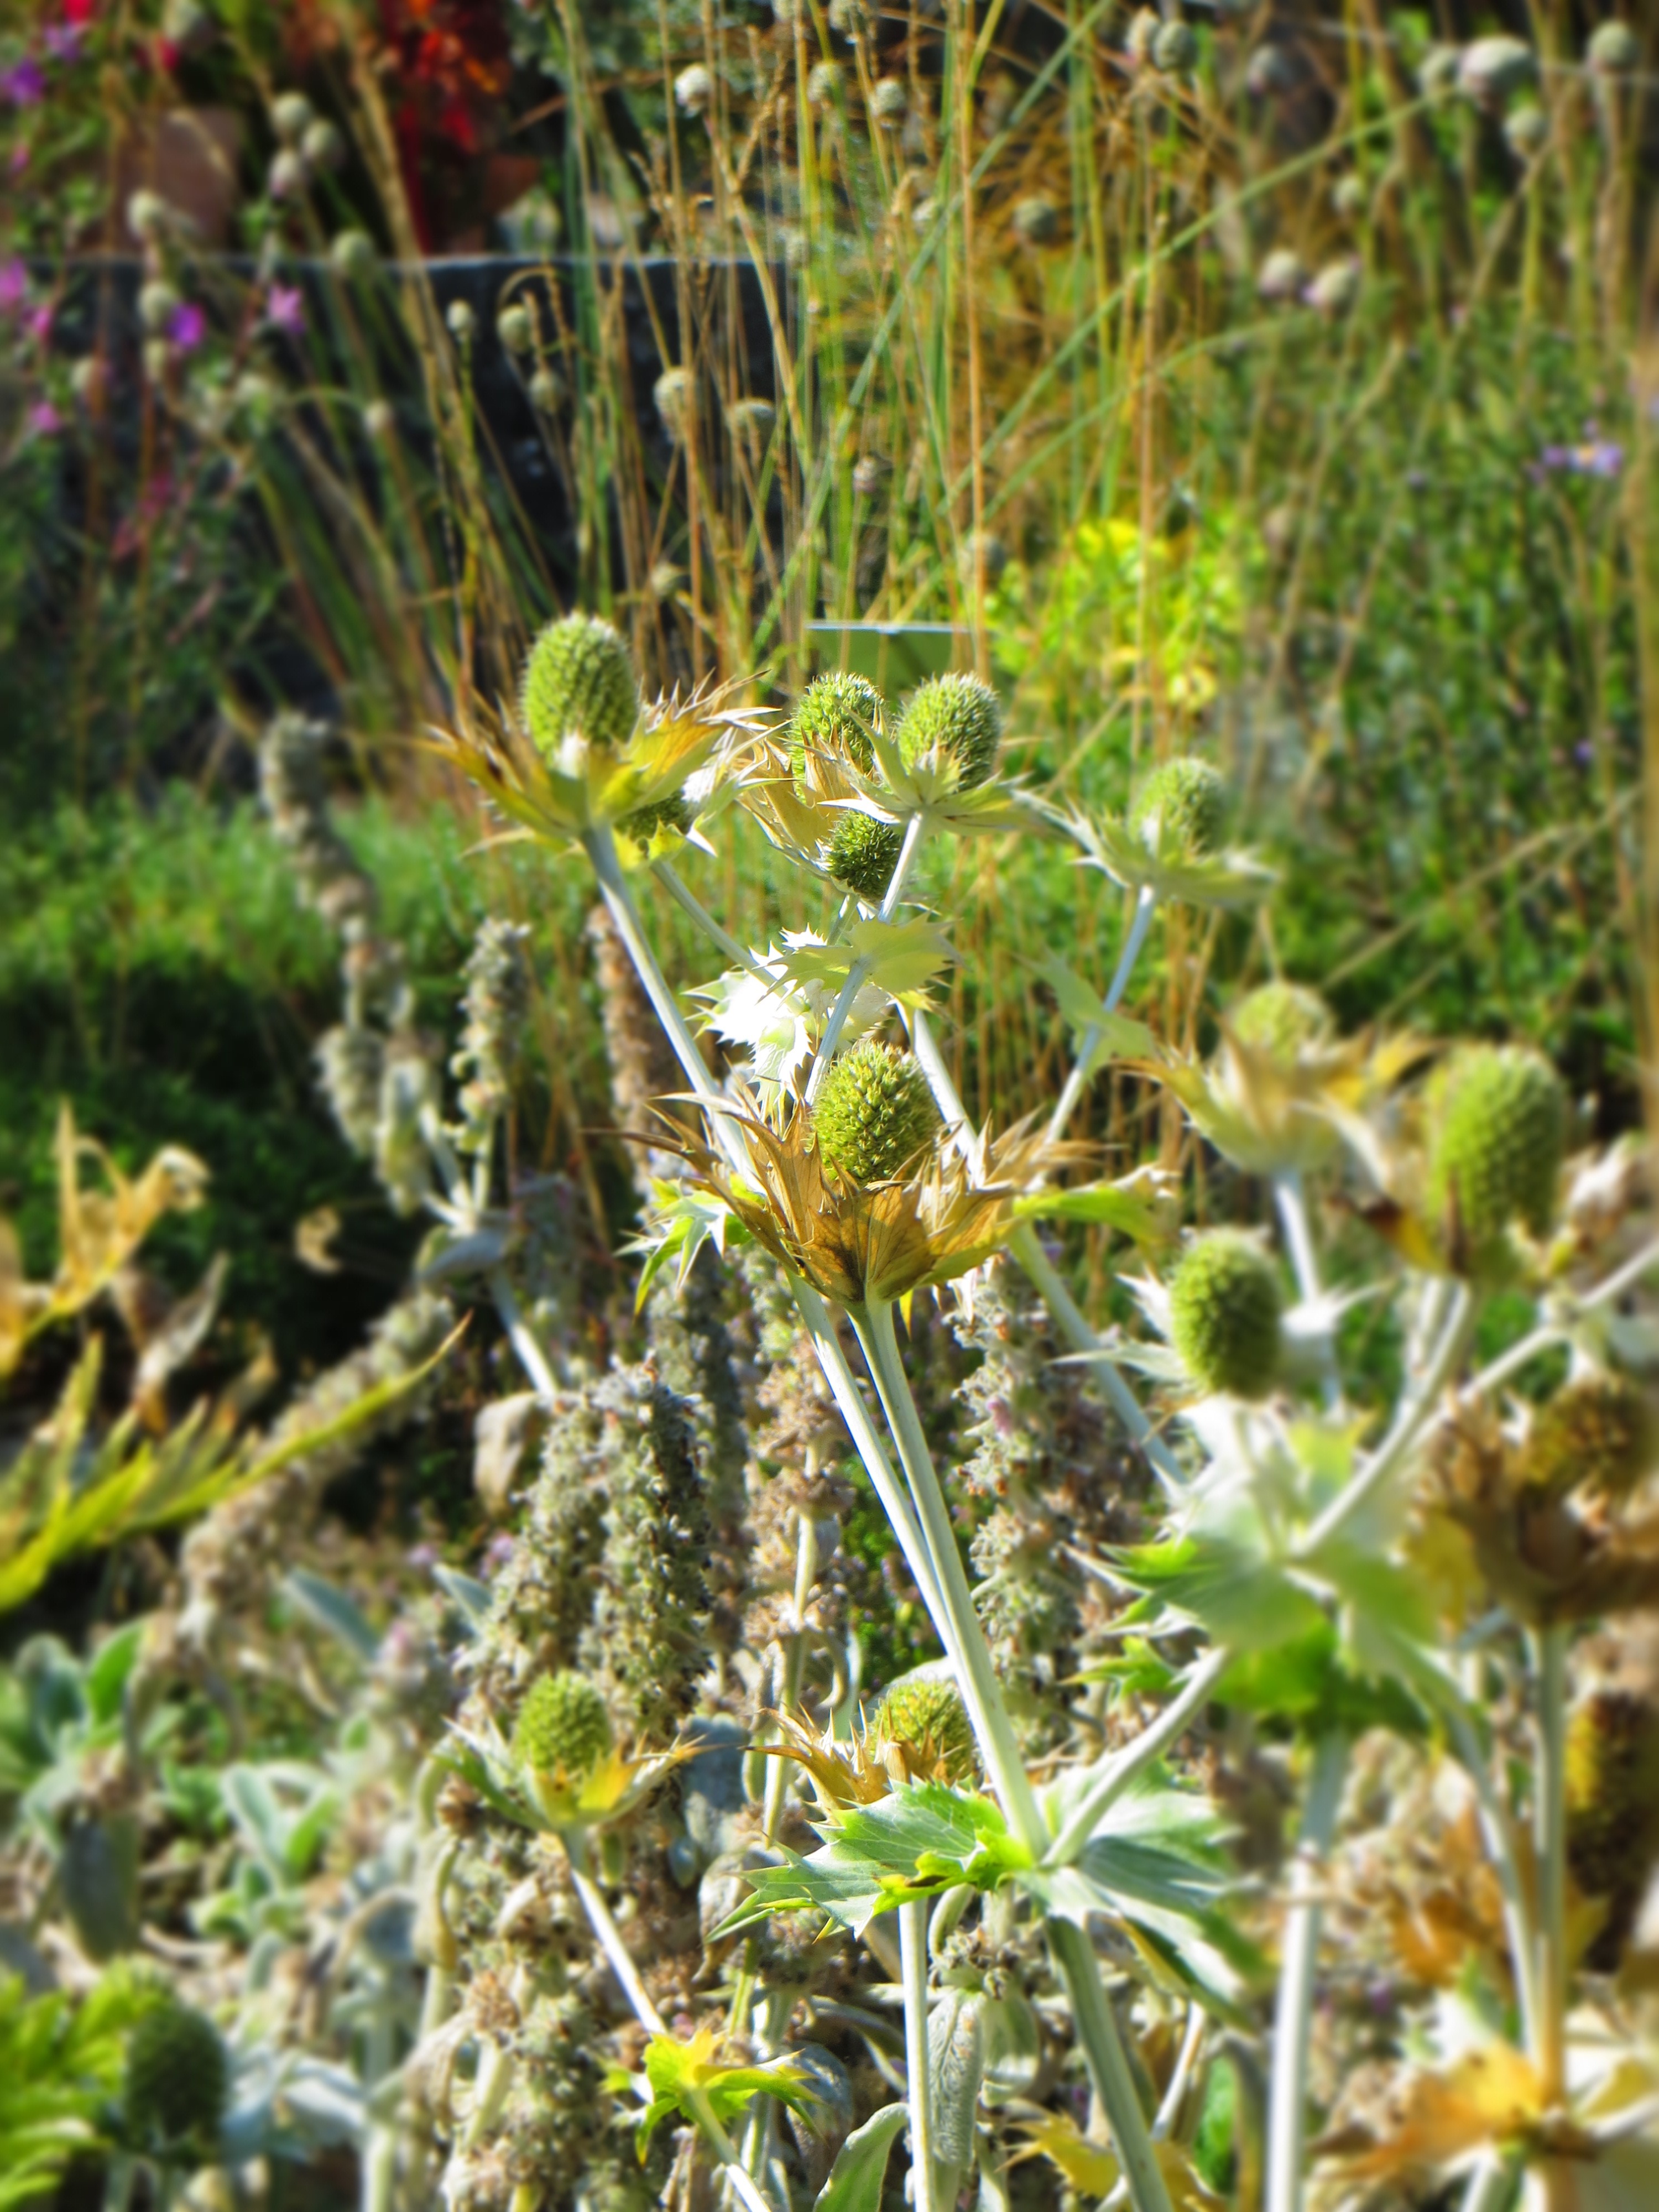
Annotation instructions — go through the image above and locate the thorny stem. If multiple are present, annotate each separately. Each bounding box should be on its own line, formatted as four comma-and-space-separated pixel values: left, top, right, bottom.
1009, 1224, 1188, 1495
1531, 1625, 1571, 2107
1441, 1696, 1542, 2058
761, 1510, 820, 1843
851, 1306, 1185, 2212
853, 1298, 1042, 1846
1045, 885, 1157, 1147
1046, 1916, 1176, 2212
1300, 1280, 1474, 1557
1274, 1170, 1338, 1410
1265, 1731, 1348, 2212
654, 858, 774, 982
1047, 1646, 1232, 1867
420, 1103, 559, 1400
562, 1830, 668, 2037
900, 1898, 938, 2212
1458, 2155, 1515, 2212
804, 810, 927, 1104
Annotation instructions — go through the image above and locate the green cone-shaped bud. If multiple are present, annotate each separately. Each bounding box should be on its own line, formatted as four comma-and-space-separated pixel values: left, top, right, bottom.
617, 790, 691, 843
895, 673, 1003, 790
876, 1670, 977, 1781
827, 811, 905, 900
124, 2001, 229, 2156
812, 1038, 941, 1185
1168, 1232, 1282, 1400
521, 614, 639, 756
1425, 1045, 1566, 1251
515, 1670, 614, 1777
788, 671, 883, 779
1130, 758, 1228, 857
1229, 982, 1334, 1066
1567, 1691, 1659, 1901
1521, 1374, 1655, 1503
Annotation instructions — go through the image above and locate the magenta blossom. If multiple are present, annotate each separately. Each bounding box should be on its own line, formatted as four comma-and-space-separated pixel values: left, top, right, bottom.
43, 23, 84, 61
266, 282, 306, 336
0, 257, 25, 312
28, 399, 62, 436
1, 56, 46, 106
25, 302, 53, 343
168, 300, 206, 352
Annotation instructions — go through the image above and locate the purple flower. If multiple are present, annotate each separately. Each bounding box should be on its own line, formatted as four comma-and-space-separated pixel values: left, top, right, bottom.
0, 257, 25, 312
44, 23, 83, 60
481, 1531, 517, 1575
1540, 443, 1570, 471
25, 302, 53, 343
1580, 440, 1624, 479
266, 281, 306, 336
27, 399, 62, 437
1, 56, 46, 106
168, 300, 206, 352
405, 1541, 439, 1572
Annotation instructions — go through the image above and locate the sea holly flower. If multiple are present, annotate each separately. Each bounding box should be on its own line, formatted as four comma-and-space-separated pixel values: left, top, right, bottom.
436, 619, 761, 849
435, 1697, 681, 1835
1138, 984, 1427, 1180
1053, 781, 1276, 910
678, 1088, 1070, 1308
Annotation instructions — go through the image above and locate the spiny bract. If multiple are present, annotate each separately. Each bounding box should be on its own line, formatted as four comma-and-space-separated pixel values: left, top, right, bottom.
788, 671, 882, 778
1168, 1232, 1283, 1400
1229, 981, 1334, 1065
124, 2000, 230, 2154
812, 1038, 942, 1185
826, 811, 905, 900
514, 1669, 614, 1776
1522, 1374, 1655, 1504
1425, 1044, 1566, 1251
875, 1670, 977, 1781
521, 614, 640, 755
895, 673, 1003, 790
1130, 758, 1228, 857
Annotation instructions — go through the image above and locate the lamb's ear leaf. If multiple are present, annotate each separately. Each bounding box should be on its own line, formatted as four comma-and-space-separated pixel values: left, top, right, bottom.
810, 2103, 910, 2212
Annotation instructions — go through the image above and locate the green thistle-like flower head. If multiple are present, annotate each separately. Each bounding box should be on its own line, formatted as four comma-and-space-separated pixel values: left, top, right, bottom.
124, 2001, 229, 2158
827, 811, 905, 900
895, 673, 1004, 790
789, 671, 883, 779
875, 1669, 977, 1781
1522, 1375, 1656, 1504
1425, 1045, 1566, 1253
1130, 758, 1228, 858
1168, 1232, 1283, 1400
1229, 982, 1334, 1066
521, 614, 640, 757
514, 1670, 614, 1778
812, 1039, 942, 1185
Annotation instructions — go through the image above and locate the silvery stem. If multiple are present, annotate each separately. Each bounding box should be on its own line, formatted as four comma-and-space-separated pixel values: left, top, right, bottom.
1045, 885, 1157, 1147
1047, 1646, 1232, 1867
563, 1829, 667, 2037
1009, 1224, 1187, 1495
1046, 1916, 1176, 2212
1531, 1625, 1570, 2106
803, 811, 926, 1104
1274, 1170, 1338, 1410
1265, 1731, 1348, 2212
900, 1898, 938, 2212
1300, 1281, 1473, 1556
